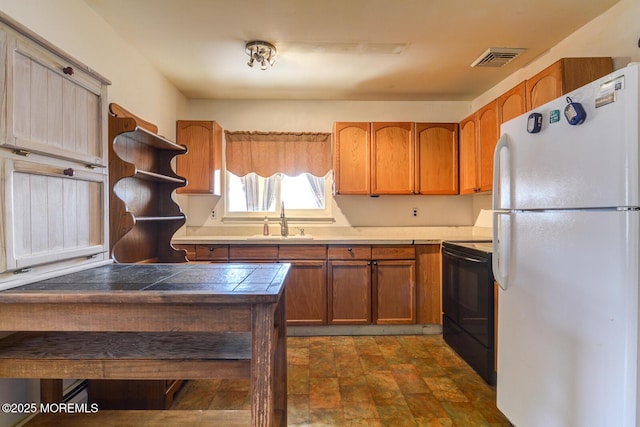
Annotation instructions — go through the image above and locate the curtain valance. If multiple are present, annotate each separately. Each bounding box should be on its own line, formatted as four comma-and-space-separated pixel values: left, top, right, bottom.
225, 131, 332, 177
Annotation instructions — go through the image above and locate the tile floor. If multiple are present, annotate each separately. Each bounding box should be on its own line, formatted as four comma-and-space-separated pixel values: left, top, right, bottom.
171, 335, 512, 426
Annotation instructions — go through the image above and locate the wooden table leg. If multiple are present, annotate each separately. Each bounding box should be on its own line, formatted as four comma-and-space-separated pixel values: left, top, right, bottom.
273, 294, 287, 426
40, 379, 63, 404
251, 303, 275, 427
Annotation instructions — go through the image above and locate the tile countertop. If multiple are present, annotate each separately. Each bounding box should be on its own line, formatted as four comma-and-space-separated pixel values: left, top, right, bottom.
172, 225, 492, 246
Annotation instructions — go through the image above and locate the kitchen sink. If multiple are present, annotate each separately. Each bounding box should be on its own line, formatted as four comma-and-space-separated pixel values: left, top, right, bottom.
246, 234, 313, 241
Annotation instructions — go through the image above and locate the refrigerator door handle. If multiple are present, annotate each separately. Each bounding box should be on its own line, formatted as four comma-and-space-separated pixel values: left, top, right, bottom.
492, 134, 510, 210
493, 211, 511, 290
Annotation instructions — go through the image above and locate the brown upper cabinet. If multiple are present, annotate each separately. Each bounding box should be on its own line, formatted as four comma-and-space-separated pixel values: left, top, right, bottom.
459, 101, 498, 194
460, 57, 612, 195
497, 82, 527, 125
415, 123, 459, 195
334, 122, 414, 195
176, 120, 222, 195
371, 122, 415, 195
526, 57, 613, 110
333, 122, 372, 195
334, 121, 457, 195
459, 115, 477, 195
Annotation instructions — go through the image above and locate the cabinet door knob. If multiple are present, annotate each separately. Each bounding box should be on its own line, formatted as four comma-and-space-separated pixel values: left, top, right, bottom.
63, 168, 75, 177
347, 247, 352, 252
63, 66, 74, 76
209, 247, 215, 252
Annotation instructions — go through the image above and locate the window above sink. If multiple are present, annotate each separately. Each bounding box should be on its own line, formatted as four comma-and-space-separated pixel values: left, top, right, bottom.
225, 172, 332, 220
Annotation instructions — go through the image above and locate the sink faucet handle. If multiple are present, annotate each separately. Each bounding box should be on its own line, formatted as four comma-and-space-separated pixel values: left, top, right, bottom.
298, 227, 305, 236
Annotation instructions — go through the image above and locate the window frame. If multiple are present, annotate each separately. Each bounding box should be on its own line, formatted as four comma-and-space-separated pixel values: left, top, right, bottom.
222, 171, 334, 222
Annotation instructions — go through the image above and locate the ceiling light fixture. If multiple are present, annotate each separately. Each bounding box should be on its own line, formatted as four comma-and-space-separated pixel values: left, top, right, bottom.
245, 40, 276, 70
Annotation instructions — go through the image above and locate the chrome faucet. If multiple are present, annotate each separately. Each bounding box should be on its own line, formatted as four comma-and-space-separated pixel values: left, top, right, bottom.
280, 202, 289, 237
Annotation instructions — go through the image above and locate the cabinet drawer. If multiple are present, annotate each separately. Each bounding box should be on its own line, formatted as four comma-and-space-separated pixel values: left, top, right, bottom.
371, 245, 415, 260
195, 244, 229, 261
229, 245, 278, 261
278, 245, 326, 260
173, 244, 195, 261
327, 245, 371, 260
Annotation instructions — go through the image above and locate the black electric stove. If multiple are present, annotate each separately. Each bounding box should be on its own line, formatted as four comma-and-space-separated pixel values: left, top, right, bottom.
441, 240, 495, 385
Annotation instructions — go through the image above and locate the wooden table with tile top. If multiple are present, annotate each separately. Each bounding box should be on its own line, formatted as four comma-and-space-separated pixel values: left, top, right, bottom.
0, 263, 290, 427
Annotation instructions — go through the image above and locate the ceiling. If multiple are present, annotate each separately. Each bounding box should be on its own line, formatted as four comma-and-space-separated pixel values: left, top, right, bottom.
84, 0, 620, 101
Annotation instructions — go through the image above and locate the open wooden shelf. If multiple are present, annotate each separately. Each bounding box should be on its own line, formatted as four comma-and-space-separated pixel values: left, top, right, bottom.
108, 103, 188, 263
0, 332, 252, 380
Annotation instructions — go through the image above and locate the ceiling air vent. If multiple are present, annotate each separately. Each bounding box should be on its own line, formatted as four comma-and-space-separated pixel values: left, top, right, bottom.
470, 48, 526, 68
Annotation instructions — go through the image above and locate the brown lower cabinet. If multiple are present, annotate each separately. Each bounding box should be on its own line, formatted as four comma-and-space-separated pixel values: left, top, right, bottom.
328, 259, 373, 324
327, 245, 416, 325
283, 260, 327, 325
375, 259, 416, 324
279, 245, 328, 326
175, 243, 430, 327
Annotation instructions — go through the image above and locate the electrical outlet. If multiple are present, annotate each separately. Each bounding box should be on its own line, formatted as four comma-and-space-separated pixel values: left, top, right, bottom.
412, 208, 418, 217
211, 210, 215, 218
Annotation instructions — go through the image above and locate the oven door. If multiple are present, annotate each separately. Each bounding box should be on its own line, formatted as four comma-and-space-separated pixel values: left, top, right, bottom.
442, 245, 492, 347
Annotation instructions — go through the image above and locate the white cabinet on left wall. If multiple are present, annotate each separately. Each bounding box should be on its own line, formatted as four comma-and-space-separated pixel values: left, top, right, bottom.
0, 13, 112, 290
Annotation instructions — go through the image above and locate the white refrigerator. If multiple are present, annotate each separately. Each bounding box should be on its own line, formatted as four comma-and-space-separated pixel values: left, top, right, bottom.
493, 63, 640, 427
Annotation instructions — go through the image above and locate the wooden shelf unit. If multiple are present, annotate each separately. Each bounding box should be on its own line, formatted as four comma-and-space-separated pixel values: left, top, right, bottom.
108, 103, 188, 263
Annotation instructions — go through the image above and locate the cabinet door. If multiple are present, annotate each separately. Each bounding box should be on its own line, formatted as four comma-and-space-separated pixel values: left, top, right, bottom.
333, 122, 371, 195
328, 260, 371, 324
476, 101, 498, 192
282, 260, 327, 326
371, 122, 414, 195
498, 82, 526, 125
526, 61, 563, 110
374, 260, 416, 324
176, 120, 222, 195
415, 123, 458, 195
1, 29, 107, 167
3, 158, 107, 273
459, 114, 477, 194
525, 58, 612, 111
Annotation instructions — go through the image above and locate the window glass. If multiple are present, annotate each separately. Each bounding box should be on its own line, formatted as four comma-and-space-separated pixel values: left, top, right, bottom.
225, 172, 330, 217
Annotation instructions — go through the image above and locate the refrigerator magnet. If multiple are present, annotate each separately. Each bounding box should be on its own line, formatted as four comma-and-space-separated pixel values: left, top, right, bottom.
564, 97, 587, 125
527, 113, 542, 133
